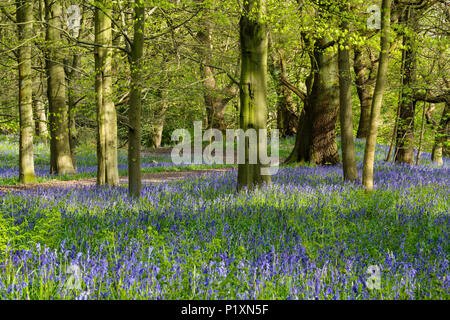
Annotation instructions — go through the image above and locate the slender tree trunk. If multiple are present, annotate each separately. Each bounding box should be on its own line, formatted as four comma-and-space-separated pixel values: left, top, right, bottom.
363, 0, 391, 191
44, 0, 75, 175
34, 0, 48, 146
431, 100, 449, 165
286, 38, 340, 165
395, 7, 417, 165
68, 91, 77, 170
128, 0, 145, 197
338, 20, 358, 181
16, 0, 36, 184
95, 1, 119, 186
385, 95, 401, 162
65, 11, 85, 171
354, 48, 377, 139
34, 97, 48, 145
237, 0, 271, 189
150, 89, 168, 148
415, 100, 427, 165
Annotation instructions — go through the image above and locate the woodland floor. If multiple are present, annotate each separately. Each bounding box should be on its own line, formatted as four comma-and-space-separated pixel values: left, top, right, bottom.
0, 168, 231, 192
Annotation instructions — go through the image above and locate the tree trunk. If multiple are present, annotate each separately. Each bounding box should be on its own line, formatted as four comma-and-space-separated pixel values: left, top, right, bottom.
415, 100, 427, 165
44, 0, 75, 175
338, 20, 358, 181
196, 4, 237, 131
95, 1, 119, 186
395, 7, 417, 165
269, 48, 298, 138
354, 48, 377, 139
34, 98, 48, 144
286, 38, 340, 165
431, 100, 449, 165
65, 10, 85, 171
362, 0, 391, 191
128, 0, 145, 197
237, 0, 271, 189
150, 89, 168, 148
16, 0, 36, 184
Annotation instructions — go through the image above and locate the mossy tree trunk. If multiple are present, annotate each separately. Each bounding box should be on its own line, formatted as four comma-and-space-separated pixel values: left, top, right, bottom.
237, 0, 271, 189
16, 0, 36, 184
44, 0, 75, 175
395, 7, 417, 165
362, 0, 391, 191
128, 0, 145, 197
338, 19, 358, 181
286, 38, 340, 165
95, 1, 119, 186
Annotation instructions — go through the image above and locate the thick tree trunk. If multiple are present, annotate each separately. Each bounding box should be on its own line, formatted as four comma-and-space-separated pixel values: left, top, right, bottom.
44, 0, 75, 175
395, 8, 417, 165
338, 20, 358, 181
431, 100, 449, 165
237, 0, 271, 189
128, 0, 145, 197
95, 1, 119, 186
16, 0, 36, 184
354, 48, 377, 139
362, 0, 391, 191
286, 39, 340, 165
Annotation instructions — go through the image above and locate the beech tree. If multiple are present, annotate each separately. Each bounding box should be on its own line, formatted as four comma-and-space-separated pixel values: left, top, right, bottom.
128, 0, 146, 197
95, 0, 119, 186
285, 36, 340, 165
338, 6, 358, 181
44, 0, 75, 175
363, 0, 392, 191
237, 0, 271, 188
16, 0, 36, 184
354, 48, 378, 139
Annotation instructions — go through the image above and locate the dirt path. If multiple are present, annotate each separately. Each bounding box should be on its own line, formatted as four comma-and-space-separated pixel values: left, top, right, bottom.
0, 168, 232, 193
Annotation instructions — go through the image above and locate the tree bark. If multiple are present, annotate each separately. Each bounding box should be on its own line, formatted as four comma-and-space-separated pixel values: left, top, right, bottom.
431, 100, 449, 165
44, 0, 75, 175
16, 0, 36, 184
338, 20, 358, 181
237, 0, 271, 189
269, 48, 298, 138
128, 0, 145, 197
33, 96, 48, 144
286, 38, 340, 165
362, 0, 391, 191
65, 10, 85, 171
95, 1, 119, 186
196, 4, 237, 131
415, 100, 427, 165
395, 7, 417, 165
353, 48, 377, 139
150, 89, 168, 148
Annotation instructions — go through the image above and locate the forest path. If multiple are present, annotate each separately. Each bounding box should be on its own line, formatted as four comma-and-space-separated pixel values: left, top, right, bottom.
0, 168, 232, 192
